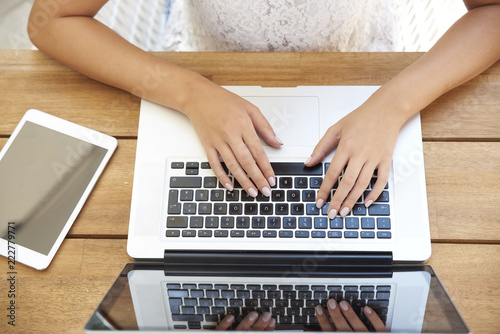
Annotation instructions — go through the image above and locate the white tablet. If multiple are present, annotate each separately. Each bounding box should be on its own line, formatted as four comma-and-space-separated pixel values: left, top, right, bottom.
0, 109, 117, 270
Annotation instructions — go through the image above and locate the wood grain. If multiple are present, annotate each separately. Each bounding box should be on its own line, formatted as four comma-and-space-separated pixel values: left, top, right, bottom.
1, 50, 499, 140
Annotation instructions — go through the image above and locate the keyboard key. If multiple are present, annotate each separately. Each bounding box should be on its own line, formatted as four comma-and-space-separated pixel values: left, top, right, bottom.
183, 203, 197, 214
352, 204, 366, 215
198, 203, 212, 214
299, 217, 312, 229
214, 230, 228, 237
287, 190, 300, 201
229, 203, 242, 215
172, 315, 203, 322
221, 217, 234, 228
310, 177, 323, 188
280, 177, 293, 188
314, 217, 328, 229
182, 230, 196, 237
195, 190, 209, 201
271, 162, 322, 175
210, 190, 225, 201
267, 217, 281, 229
377, 231, 392, 239
291, 203, 304, 215
344, 231, 359, 238
169, 298, 182, 313
330, 217, 343, 229
295, 231, 310, 238
328, 231, 342, 238
168, 289, 189, 298
167, 216, 188, 228
245, 203, 258, 215
205, 217, 219, 228
307, 204, 320, 215
312, 231, 326, 238
368, 204, 390, 216
260, 203, 273, 215
252, 217, 266, 229
361, 217, 375, 229
170, 176, 202, 188
236, 217, 250, 228
226, 190, 239, 201
275, 203, 289, 215
302, 190, 316, 202
271, 190, 285, 201
345, 217, 359, 229
361, 231, 375, 238
377, 218, 391, 229
230, 230, 245, 237
203, 176, 217, 188
279, 231, 293, 238
167, 190, 181, 214
171, 162, 184, 169
283, 217, 297, 229
295, 177, 308, 188
247, 230, 261, 237
213, 203, 227, 214
263, 230, 277, 238
194, 230, 210, 237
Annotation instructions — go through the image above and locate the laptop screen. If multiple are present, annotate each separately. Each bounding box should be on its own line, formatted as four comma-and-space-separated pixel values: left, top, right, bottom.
84, 263, 469, 333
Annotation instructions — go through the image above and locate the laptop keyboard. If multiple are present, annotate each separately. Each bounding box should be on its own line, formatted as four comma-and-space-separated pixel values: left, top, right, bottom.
165, 160, 392, 240
165, 281, 391, 330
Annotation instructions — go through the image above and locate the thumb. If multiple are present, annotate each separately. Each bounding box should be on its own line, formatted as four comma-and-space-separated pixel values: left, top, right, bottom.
305, 125, 341, 166
247, 105, 283, 147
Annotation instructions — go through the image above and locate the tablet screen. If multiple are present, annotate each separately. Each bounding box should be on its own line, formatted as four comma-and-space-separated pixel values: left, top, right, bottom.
0, 121, 108, 255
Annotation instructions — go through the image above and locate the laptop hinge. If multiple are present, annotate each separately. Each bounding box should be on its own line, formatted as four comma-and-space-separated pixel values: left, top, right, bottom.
163, 250, 393, 277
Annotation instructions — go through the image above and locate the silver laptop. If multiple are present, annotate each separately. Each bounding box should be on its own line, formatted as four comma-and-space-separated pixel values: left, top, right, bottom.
84, 260, 469, 333
127, 86, 431, 262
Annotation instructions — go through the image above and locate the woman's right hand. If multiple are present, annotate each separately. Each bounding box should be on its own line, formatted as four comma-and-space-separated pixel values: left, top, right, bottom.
183, 78, 282, 197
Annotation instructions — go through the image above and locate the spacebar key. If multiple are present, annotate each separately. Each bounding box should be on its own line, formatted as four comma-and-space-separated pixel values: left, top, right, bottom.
170, 176, 202, 188
172, 315, 204, 322
271, 162, 322, 175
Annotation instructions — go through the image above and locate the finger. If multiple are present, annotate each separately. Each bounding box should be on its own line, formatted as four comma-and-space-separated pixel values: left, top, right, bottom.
206, 148, 234, 191
249, 312, 273, 331
265, 317, 277, 331
316, 154, 348, 216
327, 299, 352, 332
247, 104, 283, 148
364, 306, 388, 332
315, 305, 336, 331
243, 132, 276, 190
216, 145, 259, 197
230, 139, 271, 197
339, 300, 369, 332
305, 125, 342, 167
337, 163, 375, 217
216, 314, 235, 331
364, 162, 391, 208
326, 157, 361, 218
235, 311, 259, 331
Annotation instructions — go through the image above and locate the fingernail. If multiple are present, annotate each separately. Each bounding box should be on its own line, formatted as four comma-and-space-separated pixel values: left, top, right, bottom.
315, 305, 323, 315
268, 177, 276, 187
364, 306, 372, 315
225, 183, 233, 191
316, 198, 324, 209
275, 136, 283, 145
225, 314, 235, 322
248, 188, 258, 198
340, 301, 349, 311
328, 209, 337, 220
304, 156, 312, 165
328, 299, 336, 309
262, 312, 271, 321
365, 199, 373, 208
262, 186, 271, 197
340, 207, 350, 217
269, 318, 276, 328
249, 312, 258, 321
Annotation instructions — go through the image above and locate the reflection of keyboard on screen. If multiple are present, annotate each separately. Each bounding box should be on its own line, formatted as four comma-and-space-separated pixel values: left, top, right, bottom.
165, 159, 392, 240
164, 280, 391, 330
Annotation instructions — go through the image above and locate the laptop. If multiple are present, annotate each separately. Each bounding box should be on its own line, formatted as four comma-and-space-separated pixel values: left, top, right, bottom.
127, 86, 431, 263
84, 258, 470, 333
84, 86, 468, 332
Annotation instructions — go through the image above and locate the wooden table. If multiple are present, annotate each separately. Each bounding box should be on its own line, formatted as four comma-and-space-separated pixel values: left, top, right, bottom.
0, 50, 499, 333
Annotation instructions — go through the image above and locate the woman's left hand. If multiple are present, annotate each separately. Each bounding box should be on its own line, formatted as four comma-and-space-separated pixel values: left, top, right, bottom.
305, 97, 406, 218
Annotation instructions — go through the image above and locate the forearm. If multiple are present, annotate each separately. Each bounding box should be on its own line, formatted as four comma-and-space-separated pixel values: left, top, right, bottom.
372, 4, 500, 125
28, 12, 205, 113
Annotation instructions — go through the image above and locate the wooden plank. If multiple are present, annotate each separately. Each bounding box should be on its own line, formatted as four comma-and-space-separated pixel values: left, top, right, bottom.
0, 240, 498, 333
424, 142, 500, 242
1, 50, 499, 140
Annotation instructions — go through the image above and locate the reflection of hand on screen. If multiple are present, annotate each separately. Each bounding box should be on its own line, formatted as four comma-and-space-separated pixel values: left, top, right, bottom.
216, 299, 387, 332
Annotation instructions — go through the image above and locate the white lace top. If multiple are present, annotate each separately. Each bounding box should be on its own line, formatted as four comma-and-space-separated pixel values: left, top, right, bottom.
161, 0, 401, 52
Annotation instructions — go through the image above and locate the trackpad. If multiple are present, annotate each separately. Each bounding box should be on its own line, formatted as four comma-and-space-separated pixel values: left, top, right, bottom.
244, 96, 320, 146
